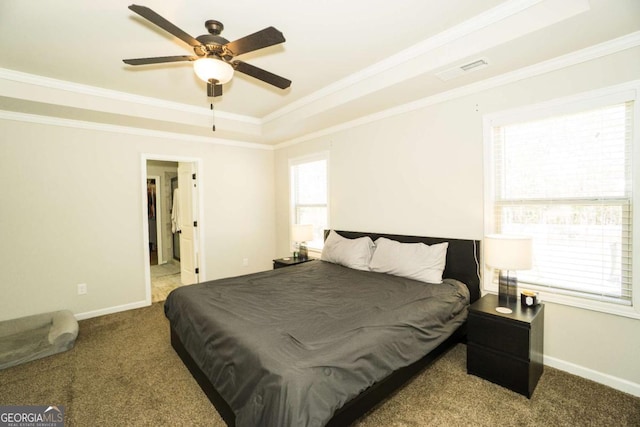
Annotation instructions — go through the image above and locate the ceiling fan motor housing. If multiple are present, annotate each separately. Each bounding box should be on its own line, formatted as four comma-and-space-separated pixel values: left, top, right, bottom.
195, 33, 230, 57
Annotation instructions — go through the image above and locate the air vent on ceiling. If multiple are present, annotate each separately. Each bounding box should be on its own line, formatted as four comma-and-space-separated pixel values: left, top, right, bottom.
435, 58, 489, 81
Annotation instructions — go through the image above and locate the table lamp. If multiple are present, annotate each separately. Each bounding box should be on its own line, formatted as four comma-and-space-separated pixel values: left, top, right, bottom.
292, 224, 314, 260
484, 234, 533, 314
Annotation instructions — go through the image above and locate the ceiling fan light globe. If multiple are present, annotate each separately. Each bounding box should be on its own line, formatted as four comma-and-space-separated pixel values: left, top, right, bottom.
193, 57, 234, 84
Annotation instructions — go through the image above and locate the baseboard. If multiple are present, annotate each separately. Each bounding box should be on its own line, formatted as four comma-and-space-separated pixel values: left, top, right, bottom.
544, 355, 640, 398
74, 300, 151, 321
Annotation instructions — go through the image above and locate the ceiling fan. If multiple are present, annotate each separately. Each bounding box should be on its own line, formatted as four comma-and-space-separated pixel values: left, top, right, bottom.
123, 4, 291, 97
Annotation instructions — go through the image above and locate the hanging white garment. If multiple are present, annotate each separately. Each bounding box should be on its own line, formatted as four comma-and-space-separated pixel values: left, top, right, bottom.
171, 188, 180, 233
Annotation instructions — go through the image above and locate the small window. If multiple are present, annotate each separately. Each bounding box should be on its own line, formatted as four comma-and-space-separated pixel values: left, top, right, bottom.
289, 153, 329, 250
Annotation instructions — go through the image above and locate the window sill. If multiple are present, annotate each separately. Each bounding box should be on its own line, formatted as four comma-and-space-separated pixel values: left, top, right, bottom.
483, 283, 640, 320
307, 248, 322, 258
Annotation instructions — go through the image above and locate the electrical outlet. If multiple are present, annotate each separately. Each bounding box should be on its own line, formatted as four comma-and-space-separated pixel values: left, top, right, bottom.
242, 258, 249, 266
77, 283, 87, 295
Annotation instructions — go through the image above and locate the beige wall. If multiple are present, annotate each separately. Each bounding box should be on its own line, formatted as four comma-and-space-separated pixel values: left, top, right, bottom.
0, 120, 275, 321
274, 47, 640, 393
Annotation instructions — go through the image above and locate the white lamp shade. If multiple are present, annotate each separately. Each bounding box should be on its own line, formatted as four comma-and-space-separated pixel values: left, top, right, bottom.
193, 57, 234, 84
292, 224, 314, 242
484, 234, 532, 270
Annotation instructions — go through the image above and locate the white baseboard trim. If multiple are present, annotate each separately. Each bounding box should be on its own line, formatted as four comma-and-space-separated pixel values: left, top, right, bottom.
544, 355, 640, 397
74, 300, 151, 321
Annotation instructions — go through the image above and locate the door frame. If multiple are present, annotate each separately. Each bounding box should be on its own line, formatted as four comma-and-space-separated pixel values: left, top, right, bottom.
141, 154, 206, 305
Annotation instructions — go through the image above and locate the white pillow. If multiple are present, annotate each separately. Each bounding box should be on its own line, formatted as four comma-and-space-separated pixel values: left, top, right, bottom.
321, 230, 375, 271
369, 237, 448, 283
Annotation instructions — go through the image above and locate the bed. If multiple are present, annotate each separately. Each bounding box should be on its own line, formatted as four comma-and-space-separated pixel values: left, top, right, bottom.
165, 230, 480, 426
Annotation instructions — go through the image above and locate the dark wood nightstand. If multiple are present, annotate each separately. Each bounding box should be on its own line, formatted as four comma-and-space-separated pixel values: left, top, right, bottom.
466, 293, 544, 398
272, 257, 314, 269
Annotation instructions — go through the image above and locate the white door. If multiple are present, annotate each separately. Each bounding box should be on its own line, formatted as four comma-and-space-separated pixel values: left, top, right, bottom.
178, 162, 199, 285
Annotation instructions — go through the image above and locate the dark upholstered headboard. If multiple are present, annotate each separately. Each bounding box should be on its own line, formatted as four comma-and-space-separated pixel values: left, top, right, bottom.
324, 230, 481, 303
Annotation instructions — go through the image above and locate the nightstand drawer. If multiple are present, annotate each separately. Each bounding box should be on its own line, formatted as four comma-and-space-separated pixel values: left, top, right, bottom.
468, 313, 530, 360
467, 343, 542, 398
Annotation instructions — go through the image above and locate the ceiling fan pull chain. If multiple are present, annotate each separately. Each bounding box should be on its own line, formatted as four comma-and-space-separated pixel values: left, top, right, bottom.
211, 103, 216, 132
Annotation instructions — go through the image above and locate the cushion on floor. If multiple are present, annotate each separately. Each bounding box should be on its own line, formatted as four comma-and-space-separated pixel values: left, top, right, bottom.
0, 310, 78, 369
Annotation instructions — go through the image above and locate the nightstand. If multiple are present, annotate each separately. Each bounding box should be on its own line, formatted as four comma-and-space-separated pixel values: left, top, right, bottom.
466, 293, 544, 398
272, 257, 314, 269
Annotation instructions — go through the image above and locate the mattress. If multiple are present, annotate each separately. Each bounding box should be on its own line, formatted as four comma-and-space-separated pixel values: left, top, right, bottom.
164, 260, 469, 427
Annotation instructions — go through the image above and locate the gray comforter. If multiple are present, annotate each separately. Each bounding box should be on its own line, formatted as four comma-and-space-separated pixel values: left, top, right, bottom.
164, 260, 469, 427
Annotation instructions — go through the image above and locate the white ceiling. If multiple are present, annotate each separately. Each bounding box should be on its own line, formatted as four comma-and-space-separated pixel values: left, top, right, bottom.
1, 0, 639, 145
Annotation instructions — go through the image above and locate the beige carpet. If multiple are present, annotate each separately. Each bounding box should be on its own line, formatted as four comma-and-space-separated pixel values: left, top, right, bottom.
1, 302, 638, 426
151, 262, 181, 303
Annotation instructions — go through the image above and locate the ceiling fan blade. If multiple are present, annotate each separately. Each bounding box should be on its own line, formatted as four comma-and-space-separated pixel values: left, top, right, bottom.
123, 55, 197, 65
233, 60, 291, 89
128, 4, 200, 48
225, 27, 285, 56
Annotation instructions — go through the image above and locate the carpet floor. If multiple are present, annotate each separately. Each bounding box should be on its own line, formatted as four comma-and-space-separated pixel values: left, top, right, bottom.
150, 262, 181, 303
0, 302, 638, 426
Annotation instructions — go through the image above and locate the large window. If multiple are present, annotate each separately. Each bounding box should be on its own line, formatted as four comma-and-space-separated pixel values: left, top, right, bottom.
485, 87, 637, 314
290, 153, 329, 251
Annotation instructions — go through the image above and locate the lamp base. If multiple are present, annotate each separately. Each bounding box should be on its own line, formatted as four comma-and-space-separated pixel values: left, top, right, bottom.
496, 270, 518, 314
298, 243, 308, 261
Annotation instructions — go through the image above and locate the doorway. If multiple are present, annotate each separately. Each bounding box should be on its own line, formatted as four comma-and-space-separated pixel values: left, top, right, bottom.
142, 156, 204, 304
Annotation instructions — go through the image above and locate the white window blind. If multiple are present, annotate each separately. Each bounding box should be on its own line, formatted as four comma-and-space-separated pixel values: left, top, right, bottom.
491, 101, 633, 305
290, 154, 328, 250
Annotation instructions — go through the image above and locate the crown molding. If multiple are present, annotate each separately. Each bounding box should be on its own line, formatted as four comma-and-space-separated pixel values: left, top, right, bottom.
263, 0, 588, 124
12, 0, 547, 128
0, 67, 260, 125
0, 0, 593, 146
4, 29, 637, 152
274, 31, 640, 150
3, 1, 633, 150
0, 109, 273, 150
